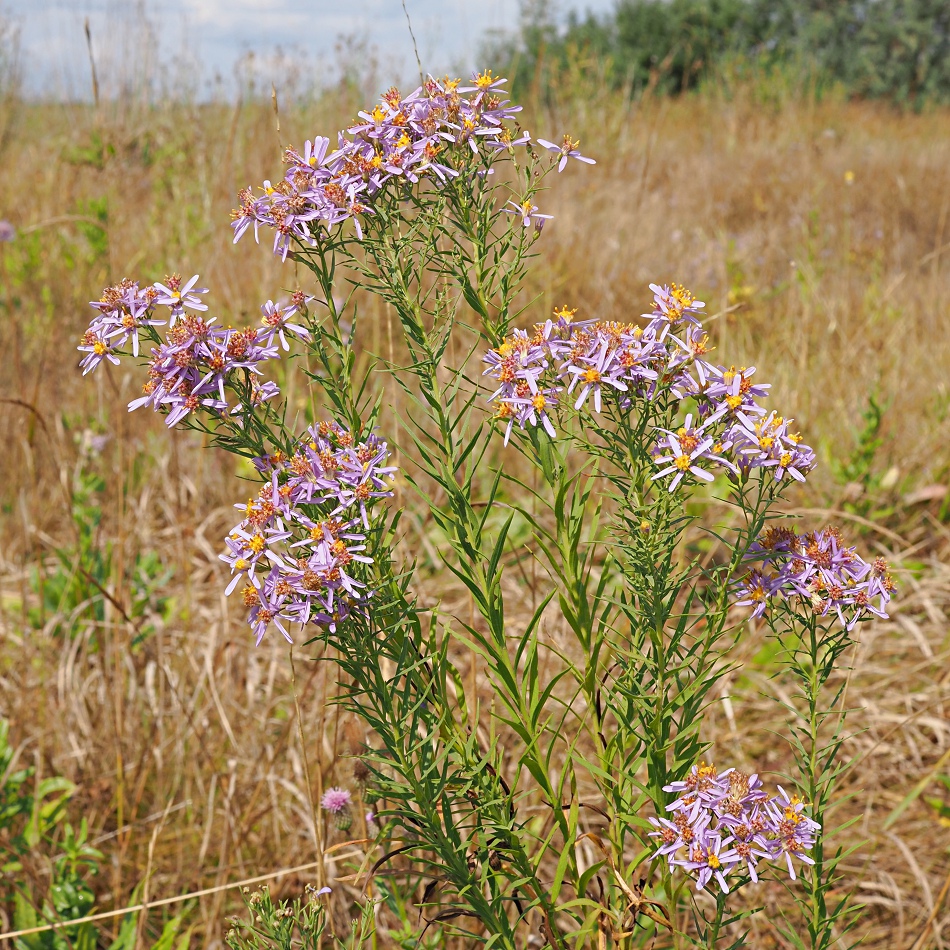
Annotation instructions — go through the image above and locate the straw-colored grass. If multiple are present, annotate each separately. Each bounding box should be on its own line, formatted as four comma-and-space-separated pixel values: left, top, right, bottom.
1, 72, 949, 948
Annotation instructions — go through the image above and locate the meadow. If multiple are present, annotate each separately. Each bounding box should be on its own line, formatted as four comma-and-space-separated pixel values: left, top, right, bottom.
1, 64, 949, 949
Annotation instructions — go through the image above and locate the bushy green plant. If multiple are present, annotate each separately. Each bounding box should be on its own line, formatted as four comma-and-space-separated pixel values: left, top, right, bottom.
76, 70, 895, 948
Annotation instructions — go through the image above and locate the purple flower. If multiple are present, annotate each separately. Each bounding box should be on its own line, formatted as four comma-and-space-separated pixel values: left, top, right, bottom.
535, 134, 596, 172
505, 387, 560, 441
502, 199, 553, 229
665, 762, 734, 820
648, 812, 707, 862
111, 305, 282, 427
0, 220, 16, 242
321, 787, 352, 814
258, 299, 311, 350
651, 432, 718, 491
78, 329, 122, 375
682, 830, 740, 893
644, 283, 705, 337
706, 364, 770, 416
153, 273, 209, 321
459, 69, 509, 94
565, 337, 629, 412
733, 569, 776, 619
764, 787, 820, 880
723, 410, 815, 483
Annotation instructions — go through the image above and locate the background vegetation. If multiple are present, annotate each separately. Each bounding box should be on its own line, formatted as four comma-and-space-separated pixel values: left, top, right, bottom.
1, 2, 950, 947
495, 0, 950, 106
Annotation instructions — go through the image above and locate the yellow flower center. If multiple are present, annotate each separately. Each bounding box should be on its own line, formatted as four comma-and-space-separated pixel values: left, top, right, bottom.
671, 283, 694, 308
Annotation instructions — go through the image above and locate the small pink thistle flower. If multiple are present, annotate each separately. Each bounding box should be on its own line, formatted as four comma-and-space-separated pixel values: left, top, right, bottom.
321, 787, 352, 814
321, 786, 353, 830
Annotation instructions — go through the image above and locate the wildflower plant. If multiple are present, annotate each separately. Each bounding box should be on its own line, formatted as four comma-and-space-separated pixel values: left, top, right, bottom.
77, 71, 893, 948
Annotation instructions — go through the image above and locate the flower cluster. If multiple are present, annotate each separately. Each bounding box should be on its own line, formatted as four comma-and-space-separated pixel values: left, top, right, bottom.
231, 71, 594, 258
78, 276, 311, 427
79, 276, 171, 373
735, 525, 895, 629
482, 283, 816, 490
649, 763, 820, 893
219, 422, 397, 644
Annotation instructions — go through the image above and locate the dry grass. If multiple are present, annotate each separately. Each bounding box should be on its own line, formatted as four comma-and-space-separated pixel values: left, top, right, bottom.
1, 74, 949, 948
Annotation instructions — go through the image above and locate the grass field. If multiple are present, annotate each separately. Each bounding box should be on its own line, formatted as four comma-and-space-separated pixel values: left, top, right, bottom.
1, 71, 949, 948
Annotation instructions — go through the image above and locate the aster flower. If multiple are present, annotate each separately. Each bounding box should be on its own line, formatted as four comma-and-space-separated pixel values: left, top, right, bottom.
724, 410, 815, 483
246, 579, 293, 646
231, 379, 281, 418
734, 569, 776, 619
459, 69, 509, 94
535, 134, 597, 172
80, 278, 166, 366
683, 830, 740, 893
502, 198, 553, 229
764, 787, 820, 880
648, 811, 707, 863
153, 273, 209, 319
665, 761, 734, 820
258, 299, 311, 350
706, 364, 770, 418
651, 432, 719, 491
668, 325, 717, 388
506, 387, 560, 439
78, 329, 122, 375
645, 282, 705, 332
79, 274, 286, 427
488, 127, 532, 152
565, 337, 629, 412
721, 810, 773, 883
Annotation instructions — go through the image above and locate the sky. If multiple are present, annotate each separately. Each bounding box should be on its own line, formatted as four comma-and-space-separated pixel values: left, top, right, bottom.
3, 0, 617, 99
